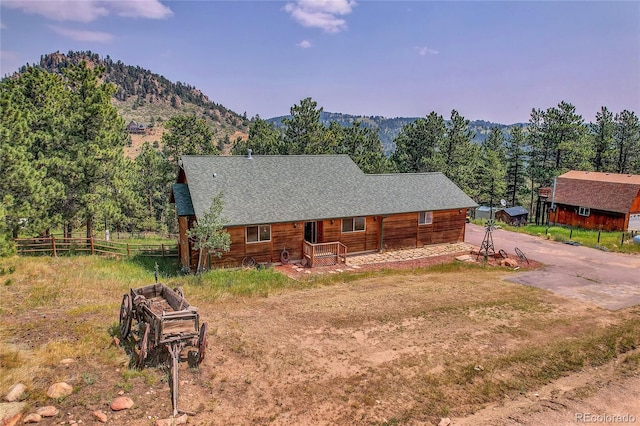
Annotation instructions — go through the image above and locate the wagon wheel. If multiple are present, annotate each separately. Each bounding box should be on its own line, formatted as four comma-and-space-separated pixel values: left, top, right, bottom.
119, 293, 132, 340
498, 249, 508, 259
515, 247, 529, 265
242, 256, 256, 268
197, 322, 208, 365
137, 323, 150, 367
173, 287, 184, 299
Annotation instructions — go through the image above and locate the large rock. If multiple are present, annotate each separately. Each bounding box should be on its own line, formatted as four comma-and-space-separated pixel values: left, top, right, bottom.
22, 413, 42, 423
155, 414, 188, 426
92, 410, 107, 423
0, 402, 28, 426
35, 406, 58, 417
46, 383, 72, 399
503, 258, 519, 268
4, 384, 26, 402
59, 358, 75, 367
110, 396, 134, 411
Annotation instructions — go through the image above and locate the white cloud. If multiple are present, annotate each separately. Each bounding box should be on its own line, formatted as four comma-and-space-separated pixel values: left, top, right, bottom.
48, 25, 114, 42
285, 0, 356, 33
2, 0, 172, 23
297, 40, 312, 48
415, 46, 439, 56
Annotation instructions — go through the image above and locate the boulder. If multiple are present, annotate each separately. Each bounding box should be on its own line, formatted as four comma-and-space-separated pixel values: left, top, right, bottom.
438, 418, 451, 426
0, 402, 28, 426
92, 410, 107, 423
155, 414, 188, 426
110, 396, 134, 411
59, 358, 75, 367
4, 384, 26, 402
503, 258, 519, 268
46, 383, 73, 399
22, 413, 41, 423
35, 406, 58, 417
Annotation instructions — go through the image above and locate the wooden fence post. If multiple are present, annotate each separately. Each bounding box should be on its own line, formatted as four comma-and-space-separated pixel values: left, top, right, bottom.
90, 237, 95, 255
162, 244, 165, 257
51, 236, 57, 257
127, 244, 130, 257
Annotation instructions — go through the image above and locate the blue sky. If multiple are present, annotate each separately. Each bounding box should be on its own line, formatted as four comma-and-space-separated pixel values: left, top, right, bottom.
1, 0, 638, 124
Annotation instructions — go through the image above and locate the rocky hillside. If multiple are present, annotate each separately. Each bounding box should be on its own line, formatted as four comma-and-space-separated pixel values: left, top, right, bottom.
35, 51, 249, 154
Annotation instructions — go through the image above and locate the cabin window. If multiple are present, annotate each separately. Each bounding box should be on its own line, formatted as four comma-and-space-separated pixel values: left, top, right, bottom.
342, 217, 366, 233
419, 211, 433, 225
578, 207, 590, 217
246, 225, 271, 243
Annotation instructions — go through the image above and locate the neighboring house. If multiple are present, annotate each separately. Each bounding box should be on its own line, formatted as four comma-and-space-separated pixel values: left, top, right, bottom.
171, 154, 478, 270
126, 120, 148, 134
495, 206, 528, 226
547, 171, 640, 231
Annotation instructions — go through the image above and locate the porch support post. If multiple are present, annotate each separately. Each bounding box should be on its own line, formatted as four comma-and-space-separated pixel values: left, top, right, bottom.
379, 216, 385, 253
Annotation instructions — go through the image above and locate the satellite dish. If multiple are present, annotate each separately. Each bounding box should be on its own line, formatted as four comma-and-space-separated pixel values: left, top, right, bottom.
500, 199, 507, 207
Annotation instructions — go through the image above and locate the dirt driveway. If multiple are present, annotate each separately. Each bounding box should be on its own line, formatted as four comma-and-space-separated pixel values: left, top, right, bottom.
465, 224, 640, 310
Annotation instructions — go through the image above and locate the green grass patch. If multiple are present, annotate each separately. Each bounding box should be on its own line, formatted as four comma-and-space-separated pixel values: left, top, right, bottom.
181, 268, 297, 301
495, 223, 640, 254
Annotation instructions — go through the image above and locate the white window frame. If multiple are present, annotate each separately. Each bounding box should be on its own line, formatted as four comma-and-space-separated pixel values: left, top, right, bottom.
578, 207, 590, 217
419, 211, 433, 225
342, 217, 366, 233
246, 224, 271, 243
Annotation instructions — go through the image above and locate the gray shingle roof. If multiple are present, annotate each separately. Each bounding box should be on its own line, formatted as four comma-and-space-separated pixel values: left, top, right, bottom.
172, 183, 195, 216
503, 206, 528, 216
179, 155, 478, 226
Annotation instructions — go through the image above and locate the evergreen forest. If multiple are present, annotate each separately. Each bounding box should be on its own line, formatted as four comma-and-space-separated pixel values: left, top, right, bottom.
1, 52, 639, 255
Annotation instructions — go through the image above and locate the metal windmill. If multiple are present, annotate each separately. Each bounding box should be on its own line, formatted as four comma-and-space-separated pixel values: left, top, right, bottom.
477, 219, 496, 260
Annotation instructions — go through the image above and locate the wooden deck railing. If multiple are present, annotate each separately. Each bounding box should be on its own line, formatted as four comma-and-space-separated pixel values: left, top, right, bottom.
14, 237, 178, 258
303, 241, 347, 267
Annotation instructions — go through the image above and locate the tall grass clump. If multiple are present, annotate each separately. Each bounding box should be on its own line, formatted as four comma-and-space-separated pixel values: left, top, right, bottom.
180, 268, 297, 302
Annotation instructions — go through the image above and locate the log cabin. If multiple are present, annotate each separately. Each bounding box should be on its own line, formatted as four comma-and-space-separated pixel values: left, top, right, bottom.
171, 153, 478, 270
547, 170, 640, 232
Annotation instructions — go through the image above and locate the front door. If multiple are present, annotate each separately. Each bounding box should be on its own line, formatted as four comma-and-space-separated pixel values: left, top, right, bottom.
304, 221, 319, 243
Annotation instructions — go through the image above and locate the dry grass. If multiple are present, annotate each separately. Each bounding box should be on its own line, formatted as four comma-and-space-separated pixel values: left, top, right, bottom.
1, 255, 639, 424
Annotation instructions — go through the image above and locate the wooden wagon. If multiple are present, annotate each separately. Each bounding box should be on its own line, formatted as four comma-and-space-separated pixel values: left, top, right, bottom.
119, 283, 207, 416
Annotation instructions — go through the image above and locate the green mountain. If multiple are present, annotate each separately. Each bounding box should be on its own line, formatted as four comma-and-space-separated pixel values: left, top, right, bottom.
33, 51, 249, 149
267, 112, 526, 155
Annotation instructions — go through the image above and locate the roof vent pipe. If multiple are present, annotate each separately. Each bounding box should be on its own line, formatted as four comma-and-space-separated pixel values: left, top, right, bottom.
247, 148, 252, 159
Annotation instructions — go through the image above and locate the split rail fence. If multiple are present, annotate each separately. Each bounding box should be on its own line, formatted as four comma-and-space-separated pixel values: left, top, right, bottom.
15, 237, 178, 258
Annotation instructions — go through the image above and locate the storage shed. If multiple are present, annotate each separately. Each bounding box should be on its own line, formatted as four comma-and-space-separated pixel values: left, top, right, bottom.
495, 206, 529, 226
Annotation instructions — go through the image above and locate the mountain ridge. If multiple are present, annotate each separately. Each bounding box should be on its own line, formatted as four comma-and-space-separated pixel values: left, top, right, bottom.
267, 111, 526, 155
14, 51, 525, 156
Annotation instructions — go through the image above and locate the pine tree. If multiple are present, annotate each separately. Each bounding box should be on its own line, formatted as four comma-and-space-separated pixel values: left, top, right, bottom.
590, 106, 616, 172
232, 117, 284, 155
0, 68, 65, 238
162, 114, 217, 164
614, 110, 640, 174
475, 127, 506, 209
390, 112, 445, 173
281, 97, 325, 155
504, 126, 527, 206
440, 110, 476, 194
63, 62, 130, 238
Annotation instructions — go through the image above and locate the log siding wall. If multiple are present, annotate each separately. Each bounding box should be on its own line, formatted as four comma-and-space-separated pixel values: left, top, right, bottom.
189, 208, 468, 269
